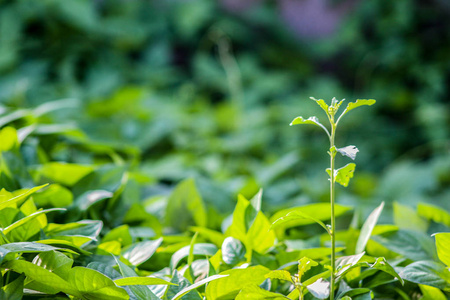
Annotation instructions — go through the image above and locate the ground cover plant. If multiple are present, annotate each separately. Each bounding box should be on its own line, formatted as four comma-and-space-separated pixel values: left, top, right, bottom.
0, 98, 449, 299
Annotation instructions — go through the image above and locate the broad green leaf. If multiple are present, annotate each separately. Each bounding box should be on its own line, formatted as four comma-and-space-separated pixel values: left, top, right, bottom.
172, 274, 228, 300
45, 220, 103, 240
270, 203, 351, 233
399, 261, 450, 290
115, 259, 160, 300
371, 257, 404, 285
327, 163, 356, 187
393, 202, 428, 232
336, 145, 359, 160
0, 127, 18, 152
246, 210, 276, 254
3, 208, 65, 236
114, 277, 174, 286
87, 262, 122, 280
418, 203, 450, 227
0, 184, 48, 211
36, 238, 91, 255
189, 226, 225, 246
32, 184, 73, 208
68, 267, 128, 300
122, 238, 163, 266
271, 211, 330, 235
372, 230, 437, 261
1, 242, 70, 254
222, 237, 246, 265
103, 224, 133, 247
73, 189, 113, 212
0, 274, 24, 300
170, 243, 218, 270
419, 284, 447, 300
32, 251, 73, 278
336, 252, 365, 276
235, 284, 290, 299
166, 178, 207, 231
434, 233, 450, 267
355, 202, 384, 253
40, 162, 94, 187
205, 266, 270, 299
4, 259, 78, 296
307, 278, 330, 299
298, 257, 318, 280
289, 116, 330, 137
264, 270, 293, 283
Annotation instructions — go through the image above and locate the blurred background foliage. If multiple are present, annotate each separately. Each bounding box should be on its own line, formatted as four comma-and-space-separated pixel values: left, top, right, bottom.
0, 0, 449, 231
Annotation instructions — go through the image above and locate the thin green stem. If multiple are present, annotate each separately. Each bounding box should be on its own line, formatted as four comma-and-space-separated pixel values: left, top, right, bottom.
329, 123, 336, 300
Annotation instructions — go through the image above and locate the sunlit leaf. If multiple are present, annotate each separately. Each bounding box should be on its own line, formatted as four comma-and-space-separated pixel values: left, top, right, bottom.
289, 116, 330, 137
307, 278, 330, 299
399, 261, 450, 290
434, 233, 450, 267
264, 270, 293, 283
222, 237, 246, 265
337, 145, 359, 160
356, 202, 384, 253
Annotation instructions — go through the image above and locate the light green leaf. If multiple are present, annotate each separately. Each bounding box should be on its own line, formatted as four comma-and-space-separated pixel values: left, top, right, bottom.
418, 203, 450, 227
298, 257, 319, 280
419, 284, 447, 300
289, 116, 330, 137
32, 184, 73, 208
222, 237, 246, 265
246, 210, 277, 254
336, 252, 365, 277
188, 232, 199, 266
0, 127, 18, 152
327, 163, 356, 187
393, 202, 428, 232
170, 243, 218, 270
235, 284, 291, 299
307, 278, 330, 299
310, 97, 329, 115
434, 233, 450, 267
103, 224, 133, 247
1, 242, 71, 255
114, 277, 175, 286
399, 261, 450, 290
166, 178, 207, 231
338, 99, 376, 122
115, 259, 160, 300
3, 208, 65, 235
337, 145, 359, 160
40, 162, 94, 187
0, 184, 48, 210
32, 251, 73, 278
264, 270, 293, 283
355, 202, 384, 253
74, 190, 113, 212
271, 211, 330, 235
172, 274, 228, 300
370, 257, 404, 285
205, 266, 270, 299
122, 238, 163, 266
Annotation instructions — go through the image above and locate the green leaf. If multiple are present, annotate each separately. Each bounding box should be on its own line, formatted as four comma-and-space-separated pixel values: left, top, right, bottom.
73, 190, 113, 212
399, 261, 450, 290
270, 203, 351, 233
235, 284, 291, 299
188, 232, 199, 266
166, 178, 207, 231
40, 162, 94, 187
419, 284, 448, 300
336, 145, 359, 160
3, 208, 65, 236
306, 278, 330, 299
222, 237, 246, 265
68, 267, 129, 300
298, 257, 319, 280
336, 252, 365, 277
264, 270, 293, 283
122, 238, 163, 266
114, 277, 175, 286
338, 99, 376, 122
289, 116, 330, 137
1, 242, 71, 255
0, 127, 18, 152
355, 202, 384, 254
434, 233, 450, 267
33, 184, 73, 208
0, 184, 48, 211
0, 274, 24, 300
370, 257, 404, 285
393, 202, 428, 232
166, 270, 202, 300
115, 259, 160, 300
32, 251, 73, 278
172, 274, 228, 300
327, 163, 356, 187
271, 210, 330, 235
310, 97, 329, 115
418, 203, 450, 227
205, 266, 270, 299
103, 224, 133, 247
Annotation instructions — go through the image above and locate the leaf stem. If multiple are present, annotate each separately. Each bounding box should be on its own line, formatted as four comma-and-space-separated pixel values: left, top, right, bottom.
329, 122, 336, 300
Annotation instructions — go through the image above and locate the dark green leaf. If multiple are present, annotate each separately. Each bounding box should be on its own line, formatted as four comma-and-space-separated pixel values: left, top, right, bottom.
399, 261, 450, 290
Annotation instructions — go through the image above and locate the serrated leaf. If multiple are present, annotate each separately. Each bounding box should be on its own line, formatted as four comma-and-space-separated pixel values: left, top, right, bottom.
264, 270, 293, 283
434, 233, 450, 267
222, 237, 246, 265
298, 257, 318, 280
355, 202, 384, 253
114, 277, 175, 286
306, 278, 330, 299
289, 116, 330, 136
327, 163, 356, 187
337, 146, 359, 160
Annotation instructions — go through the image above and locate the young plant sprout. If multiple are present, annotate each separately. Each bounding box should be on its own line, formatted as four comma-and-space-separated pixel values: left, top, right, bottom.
289, 97, 376, 300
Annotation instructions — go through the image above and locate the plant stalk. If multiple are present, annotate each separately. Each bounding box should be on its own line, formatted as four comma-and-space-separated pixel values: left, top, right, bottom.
329, 123, 336, 300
